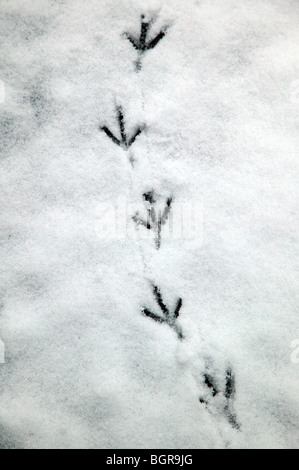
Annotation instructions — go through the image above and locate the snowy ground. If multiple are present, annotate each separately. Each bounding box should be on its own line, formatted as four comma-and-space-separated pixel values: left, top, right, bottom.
0, 0, 298, 449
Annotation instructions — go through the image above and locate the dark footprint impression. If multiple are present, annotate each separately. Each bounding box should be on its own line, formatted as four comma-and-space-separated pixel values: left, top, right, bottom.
142, 285, 184, 340
124, 15, 169, 71
133, 191, 172, 249
100, 106, 145, 151
199, 367, 240, 430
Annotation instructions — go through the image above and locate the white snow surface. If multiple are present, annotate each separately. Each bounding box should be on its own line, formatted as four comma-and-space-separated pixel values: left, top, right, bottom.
0, 0, 298, 449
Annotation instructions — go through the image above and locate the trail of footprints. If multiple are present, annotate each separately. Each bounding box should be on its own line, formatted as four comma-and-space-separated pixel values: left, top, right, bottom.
99, 15, 240, 431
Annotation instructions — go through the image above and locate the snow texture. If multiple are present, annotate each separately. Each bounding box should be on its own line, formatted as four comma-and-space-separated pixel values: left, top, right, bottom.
0, 0, 298, 449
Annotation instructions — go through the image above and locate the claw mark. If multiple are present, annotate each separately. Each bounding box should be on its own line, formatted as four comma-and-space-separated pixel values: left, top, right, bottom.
100, 106, 144, 152
124, 15, 168, 71
133, 191, 172, 249
142, 285, 184, 340
199, 367, 240, 430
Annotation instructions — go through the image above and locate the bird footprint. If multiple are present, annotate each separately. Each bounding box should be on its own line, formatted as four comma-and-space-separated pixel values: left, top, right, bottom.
133, 191, 172, 249
124, 15, 168, 71
199, 367, 240, 430
100, 106, 145, 151
142, 285, 184, 340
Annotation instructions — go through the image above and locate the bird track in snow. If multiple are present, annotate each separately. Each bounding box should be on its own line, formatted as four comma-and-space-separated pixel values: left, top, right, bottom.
133, 191, 173, 250
100, 106, 145, 157
142, 284, 184, 340
124, 15, 169, 71
199, 367, 240, 430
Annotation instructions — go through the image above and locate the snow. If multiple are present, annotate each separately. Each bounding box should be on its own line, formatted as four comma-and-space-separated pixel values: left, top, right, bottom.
0, 0, 298, 449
